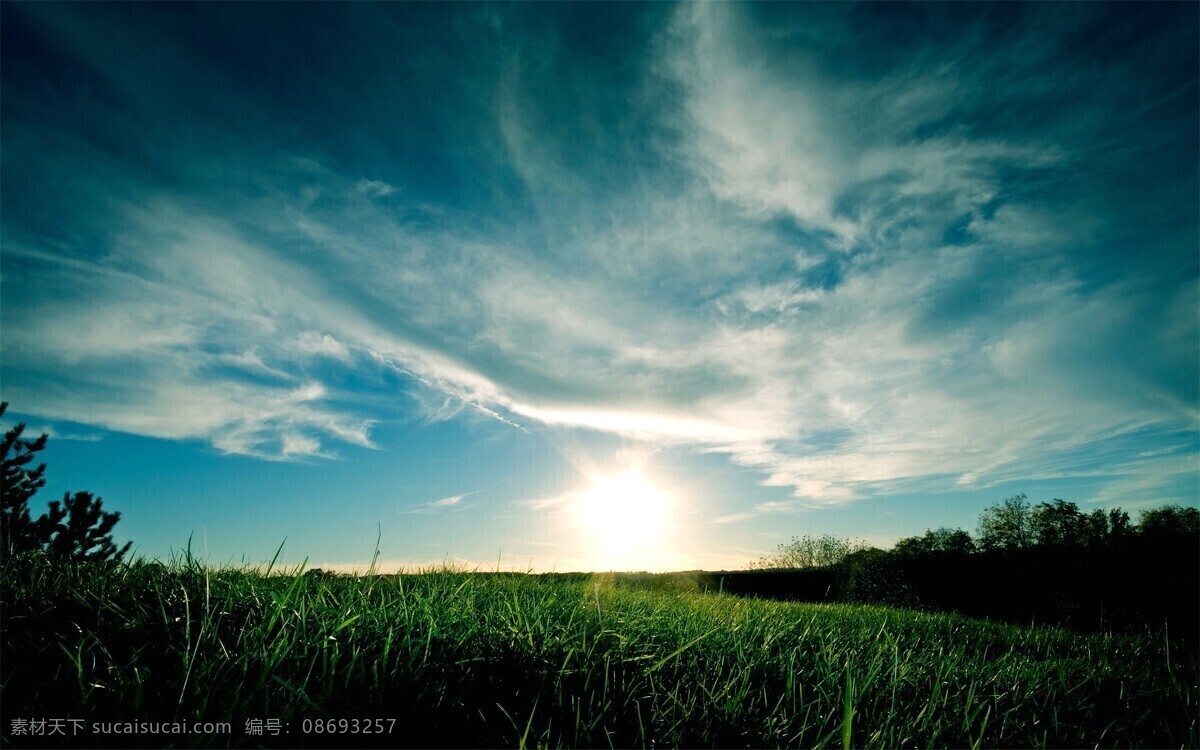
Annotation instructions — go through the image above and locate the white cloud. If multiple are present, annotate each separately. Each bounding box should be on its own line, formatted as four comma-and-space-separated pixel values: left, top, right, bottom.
506, 404, 750, 445
219, 348, 295, 381
2, 3, 1193, 514
7, 153, 1191, 504
23, 425, 104, 443
666, 2, 1067, 257
295, 331, 352, 362
667, 3, 855, 242
712, 513, 753, 525
354, 179, 396, 198
401, 491, 480, 514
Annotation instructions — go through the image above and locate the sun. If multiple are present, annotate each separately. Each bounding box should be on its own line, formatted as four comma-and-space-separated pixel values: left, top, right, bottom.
575, 467, 673, 570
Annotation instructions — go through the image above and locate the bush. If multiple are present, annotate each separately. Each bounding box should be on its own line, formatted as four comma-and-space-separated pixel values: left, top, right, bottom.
752, 533, 869, 569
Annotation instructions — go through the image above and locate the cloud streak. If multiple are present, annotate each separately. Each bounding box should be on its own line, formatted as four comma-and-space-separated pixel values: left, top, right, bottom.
1, 2, 1195, 513
401, 492, 480, 515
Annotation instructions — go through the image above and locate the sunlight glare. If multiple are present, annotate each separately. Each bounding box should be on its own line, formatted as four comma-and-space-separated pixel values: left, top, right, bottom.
576, 467, 673, 570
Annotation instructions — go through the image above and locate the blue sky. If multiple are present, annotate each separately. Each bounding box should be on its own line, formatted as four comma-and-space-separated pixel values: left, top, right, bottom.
2, 2, 1196, 572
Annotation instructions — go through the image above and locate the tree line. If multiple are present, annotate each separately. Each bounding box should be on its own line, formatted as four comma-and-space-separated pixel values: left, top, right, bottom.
1, 403, 131, 563
741, 494, 1199, 639
758, 493, 1199, 569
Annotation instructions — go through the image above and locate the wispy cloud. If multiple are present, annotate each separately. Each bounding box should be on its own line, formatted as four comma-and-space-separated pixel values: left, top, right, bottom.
24, 425, 104, 443
516, 492, 578, 513
712, 513, 753, 525
430, 493, 471, 509
1, 2, 1194, 512
353, 179, 396, 199
402, 491, 480, 514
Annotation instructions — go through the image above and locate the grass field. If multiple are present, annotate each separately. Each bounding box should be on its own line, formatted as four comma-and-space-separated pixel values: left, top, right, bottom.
2, 553, 1196, 748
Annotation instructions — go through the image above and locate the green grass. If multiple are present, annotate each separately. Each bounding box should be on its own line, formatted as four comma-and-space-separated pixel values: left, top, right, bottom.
2, 553, 1196, 748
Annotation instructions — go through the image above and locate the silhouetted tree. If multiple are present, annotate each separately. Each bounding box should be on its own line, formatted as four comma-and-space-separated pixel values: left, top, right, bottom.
1073, 507, 1134, 548
1079, 508, 1108, 547
44, 491, 132, 562
1, 402, 132, 562
892, 535, 928, 557
753, 534, 868, 569
894, 527, 975, 556
977, 494, 1031, 551
932, 527, 976, 553
1138, 505, 1200, 537
1, 402, 50, 555
1029, 499, 1083, 547
1108, 508, 1132, 541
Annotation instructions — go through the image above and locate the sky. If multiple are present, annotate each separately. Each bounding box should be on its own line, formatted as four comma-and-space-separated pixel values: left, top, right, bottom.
2, 2, 1197, 572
